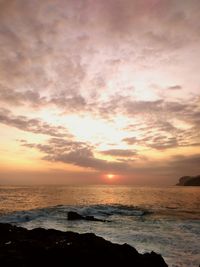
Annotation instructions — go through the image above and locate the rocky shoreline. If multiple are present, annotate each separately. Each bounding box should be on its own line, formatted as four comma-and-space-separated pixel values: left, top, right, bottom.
0, 223, 168, 267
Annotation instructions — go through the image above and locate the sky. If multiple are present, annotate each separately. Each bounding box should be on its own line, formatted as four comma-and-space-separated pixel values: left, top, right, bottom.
0, 0, 200, 185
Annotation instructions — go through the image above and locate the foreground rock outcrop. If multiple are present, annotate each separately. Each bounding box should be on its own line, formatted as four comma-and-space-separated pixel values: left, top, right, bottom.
0, 223, 168, 267
176, 175, 200, 186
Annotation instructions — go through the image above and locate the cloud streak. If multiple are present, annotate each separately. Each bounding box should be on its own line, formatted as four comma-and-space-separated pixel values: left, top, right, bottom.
20, 137, 200, 183
0, 108, 69, 137
21, 138, 133, 173
100, 149, 137, 157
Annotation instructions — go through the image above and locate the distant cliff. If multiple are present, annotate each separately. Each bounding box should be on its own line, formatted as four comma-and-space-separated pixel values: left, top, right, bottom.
176, 175, 200, 186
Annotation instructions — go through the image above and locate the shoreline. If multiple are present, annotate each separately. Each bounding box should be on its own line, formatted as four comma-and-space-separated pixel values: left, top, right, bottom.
0, 223, 168, 267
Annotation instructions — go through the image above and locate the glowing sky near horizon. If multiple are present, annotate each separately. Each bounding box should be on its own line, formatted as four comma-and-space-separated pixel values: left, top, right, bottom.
0, 0, 200, 184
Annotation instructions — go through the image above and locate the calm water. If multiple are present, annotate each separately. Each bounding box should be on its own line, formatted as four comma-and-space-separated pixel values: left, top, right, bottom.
0, 185, 199, 267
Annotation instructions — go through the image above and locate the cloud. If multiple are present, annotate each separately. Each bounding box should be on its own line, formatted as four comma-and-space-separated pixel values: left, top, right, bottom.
147, 136, 178, 150
171, 153, 200, 166
0, 108, 69, 137
20, 137, 200, 184
94, 97, 197, 122
49, 93, 86, 113
0, 0, 200, 118
124, 99, 164, 115
167, 85, 182, 90
123, 134, 179, 151
0, 84, 45, 107
122, 137, 138, 145
0, 0, 87, 106
100, 149, 137, 157
1, 0, 200, 101
21, 138, 135, 173
122, 105, 200, 151
0, 83, 87, 113
168, 153, 200, 176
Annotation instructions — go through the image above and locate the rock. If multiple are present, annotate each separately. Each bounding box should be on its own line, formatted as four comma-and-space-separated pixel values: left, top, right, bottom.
0, 223, 168, 267
68, 211, 84, 220
85, 215, 103, 221
176, 175, 200, 186
68, 211, 108, 222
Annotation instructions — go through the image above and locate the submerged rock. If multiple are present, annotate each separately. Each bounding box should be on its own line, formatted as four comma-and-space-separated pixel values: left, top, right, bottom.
68, 211, 83, 220
0, 223, 168, 267
68, 211, 109, 222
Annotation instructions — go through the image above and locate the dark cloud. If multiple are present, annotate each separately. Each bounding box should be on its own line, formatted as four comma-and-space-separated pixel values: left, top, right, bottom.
167, 85, 182, 90
123, 134, 179, 151
0, 0, 199, 118
49, 93, 86, 112
94, 97, 187, 119
101, 99, 164, 118
0, 83, 87, 112
0, 0, 199, 103
124, 99, 164, 116
0, 0, 87, 102
168, 154, 200, 176
100, 149, 137, 157
0, 108, 69, 137
171, 154, 200, 166
21, 138, 134, 173
123, 99, 192, 116
0, 84, 45, 107
97, 97, 200, 134
122, 137, 138, 145
122, 112, 200, 151
20, 137, 200, 184
147, 136, 178, 150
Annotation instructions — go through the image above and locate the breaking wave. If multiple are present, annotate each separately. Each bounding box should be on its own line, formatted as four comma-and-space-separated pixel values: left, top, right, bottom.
0, 204, 150, 225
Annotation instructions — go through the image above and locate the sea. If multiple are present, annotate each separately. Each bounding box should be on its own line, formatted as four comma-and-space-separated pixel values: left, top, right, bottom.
0, 185, 199, 267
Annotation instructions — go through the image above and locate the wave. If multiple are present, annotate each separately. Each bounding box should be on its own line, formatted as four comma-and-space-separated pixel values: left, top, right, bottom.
0, 204, 150, 225
77, 204, 150, 217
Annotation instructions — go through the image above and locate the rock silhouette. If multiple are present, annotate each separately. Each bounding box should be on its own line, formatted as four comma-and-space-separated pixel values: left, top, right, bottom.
0, 223, 168, 267
176, 175, 200, 186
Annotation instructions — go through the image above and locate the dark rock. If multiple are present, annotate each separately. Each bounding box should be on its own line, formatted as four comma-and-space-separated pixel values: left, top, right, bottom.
85, 215, 107, 222
68, 211, 108, 222
68, 211, 84, 220
0, 223, 168, 267
176, 175, 200, 186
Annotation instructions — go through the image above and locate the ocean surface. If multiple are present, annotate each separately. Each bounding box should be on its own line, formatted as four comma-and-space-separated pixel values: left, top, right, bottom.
0, 185, 199, 267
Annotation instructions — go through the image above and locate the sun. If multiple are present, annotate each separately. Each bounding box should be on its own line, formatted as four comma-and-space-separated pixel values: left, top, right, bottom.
107, 174, 115, 180
102, 173, 117, 183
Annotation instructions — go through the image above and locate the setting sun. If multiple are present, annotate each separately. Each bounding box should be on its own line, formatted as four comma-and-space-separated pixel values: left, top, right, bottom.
107, 174, 115, 180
